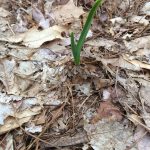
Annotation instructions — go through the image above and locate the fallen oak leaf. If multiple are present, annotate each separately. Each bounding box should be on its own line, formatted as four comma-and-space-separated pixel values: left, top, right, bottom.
0, 25, 67, 48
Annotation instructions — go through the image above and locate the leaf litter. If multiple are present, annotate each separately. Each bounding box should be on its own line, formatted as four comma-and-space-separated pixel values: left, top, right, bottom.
0, 0, 150, 150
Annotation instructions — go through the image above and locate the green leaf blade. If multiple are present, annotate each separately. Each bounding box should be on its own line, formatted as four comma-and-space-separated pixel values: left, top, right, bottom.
70, 0, 103, 65
77, 0, 102, 51
70, 32, 80, 65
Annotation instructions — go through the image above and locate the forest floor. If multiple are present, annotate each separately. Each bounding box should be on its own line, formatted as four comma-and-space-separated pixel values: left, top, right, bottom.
0, 0, 150, 150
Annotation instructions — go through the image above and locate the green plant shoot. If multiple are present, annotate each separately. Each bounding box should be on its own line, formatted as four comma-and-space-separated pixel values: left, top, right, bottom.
71, 0, 102, 65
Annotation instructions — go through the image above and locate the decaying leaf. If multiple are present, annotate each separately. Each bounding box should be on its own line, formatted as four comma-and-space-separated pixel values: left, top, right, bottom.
0, 92, 41, 134
134, 126, 150, 150
0, 106, 41, 134
91, 101, 122, 123
84, 119, 136, 150
124, 35, 150, 52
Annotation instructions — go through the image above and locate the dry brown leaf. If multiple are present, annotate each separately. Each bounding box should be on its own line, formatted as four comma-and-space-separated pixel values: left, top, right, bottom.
0, 59, 20, 94
133, 78, 150, 87
23, 26, 66, 48
50, 0, 85, 24
91, 101, 122, 123
0, 26, 66, 48
0, 106, 41, 134
93, 78, 114, 90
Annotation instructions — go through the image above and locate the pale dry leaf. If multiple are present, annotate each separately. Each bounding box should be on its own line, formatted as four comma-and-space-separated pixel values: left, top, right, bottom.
124, 35, 150, 52
0, 92, 22, 103
43, 91, 63, 105
141, 2, 150, 15
141, 111, 150, 129
0, 45, 9, 59
110, 17, 126, 25
0, 95, 40, 125
0, 17, 8, 32
20, 82, 42, 97
0, 105, 41, 134
129, 15, 149, 26
139, 86, 150, 107
133, 78, 150, 87
0, 116, 31, 135
134, 126, 150, 150
119, 0, 131, 11
84, 119, 136, 150
123, 54, 150, 70
0, 33, 25, 43
49, 0, 85, 24
12, 23, 28, 33
135, 48, 150, 57
85, 37, 118, 51
0, 59, 20, 94
0, 103, 13, 125
32, 7, 50, 29
41, 63, 65, 84
0, 7, 11, 17
0, 26, 66, 48
82, 144, 89, 150
14, 61, 42, 77
12, 12, 28, 33
8, 47, 37, 60
23, 26, 65, 48
31, 48, 58, 61
128, 114, 142, 126
101, 56, 141, 71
